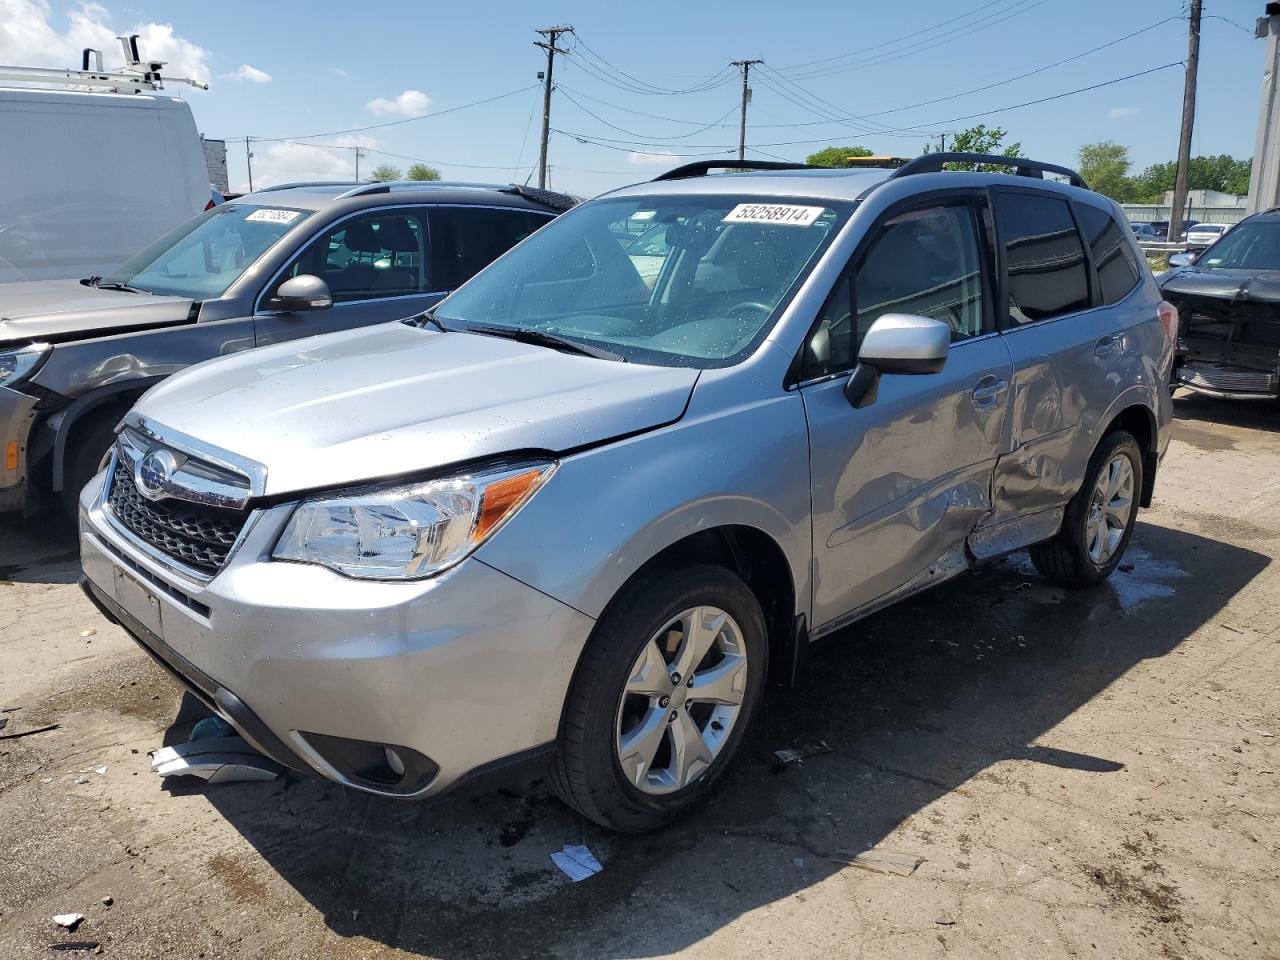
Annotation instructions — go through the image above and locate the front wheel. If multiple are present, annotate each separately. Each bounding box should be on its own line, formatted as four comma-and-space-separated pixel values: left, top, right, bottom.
1030, 430, 1142, 587
549, 565, 768, 833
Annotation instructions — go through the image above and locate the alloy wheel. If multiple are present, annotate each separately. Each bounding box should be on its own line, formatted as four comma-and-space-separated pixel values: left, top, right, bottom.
1085, 453, 1135, 565
614, 606, 748, 796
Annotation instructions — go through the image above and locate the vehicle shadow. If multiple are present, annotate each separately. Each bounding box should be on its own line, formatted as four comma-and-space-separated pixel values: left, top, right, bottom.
0, 512, 79, 585
189, 521, 1266, 959
1172, 390, 1280, 433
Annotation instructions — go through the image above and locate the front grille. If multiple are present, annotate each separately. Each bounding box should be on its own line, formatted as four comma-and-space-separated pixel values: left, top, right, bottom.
1178, 363, 1279, 395
1175, 295, 1280, 350
107, 465, 249, 574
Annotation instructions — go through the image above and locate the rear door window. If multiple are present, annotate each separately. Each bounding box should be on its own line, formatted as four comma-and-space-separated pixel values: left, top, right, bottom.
1074, 204, 1142, 304
993, 192, 1090, 324
428, 207, 554, 289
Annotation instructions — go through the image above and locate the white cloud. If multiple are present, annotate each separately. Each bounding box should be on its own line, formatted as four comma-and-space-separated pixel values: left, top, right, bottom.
221, 63, 271, 84
364, 89, 429, 117
239, 135, 378, 192
0, 0, 210, 87
627, 149, 678, 167
329, 67, 348, 78
1108, 106, 1139, 120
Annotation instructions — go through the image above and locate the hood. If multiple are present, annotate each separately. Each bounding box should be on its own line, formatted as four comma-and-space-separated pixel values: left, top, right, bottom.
1159, 267, 1280, 304
134, 322, 700, 496
0, 278, 194, 343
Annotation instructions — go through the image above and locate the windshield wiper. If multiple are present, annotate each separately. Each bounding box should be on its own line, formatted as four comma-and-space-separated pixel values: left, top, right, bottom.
463, 324, 628, 363
405, 309, 449, 333
81, 276, 146, 294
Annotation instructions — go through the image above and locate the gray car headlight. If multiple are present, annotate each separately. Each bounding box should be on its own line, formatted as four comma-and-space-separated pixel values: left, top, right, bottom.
0, 342, 50, 388
272, 461, 556, 580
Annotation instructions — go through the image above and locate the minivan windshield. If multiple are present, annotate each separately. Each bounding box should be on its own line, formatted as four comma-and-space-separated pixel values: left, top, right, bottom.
434, 194, 851, 366
102, 203, 313, 299
1197, 221, 1280, 271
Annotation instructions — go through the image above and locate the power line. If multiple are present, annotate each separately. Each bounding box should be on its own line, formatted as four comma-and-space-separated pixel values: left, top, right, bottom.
228, 84, 539, 143
570, 34, 735, 95
557, 87, 739, 140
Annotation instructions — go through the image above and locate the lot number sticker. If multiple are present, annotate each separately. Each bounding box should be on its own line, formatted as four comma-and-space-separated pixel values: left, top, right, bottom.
723, 203, 825, 226
245, 208, 303, 224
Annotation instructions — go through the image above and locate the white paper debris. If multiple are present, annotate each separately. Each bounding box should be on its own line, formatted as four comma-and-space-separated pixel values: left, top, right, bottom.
551, 844, 603, 882
52, 913, 84, 929
80, 628, 96, 637
94, 765, 107, 775
73, 776, 89, 784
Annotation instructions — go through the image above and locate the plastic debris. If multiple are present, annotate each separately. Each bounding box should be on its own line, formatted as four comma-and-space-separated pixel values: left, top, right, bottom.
150, 735, 282, 784
73, 776, 89, 785
189, 716, 235, 742
770, 740, 831, 772
52, 913, 84, 930
0, 722, 58, 741
48, 943, 99, 952
935, 913, 957, 926
551, 844, 603, 882
93, 765, 107, 775
80, 628, 97, 637
825, 849, 926, 877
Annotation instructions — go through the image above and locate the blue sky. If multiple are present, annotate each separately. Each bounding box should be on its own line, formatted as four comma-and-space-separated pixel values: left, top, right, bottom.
1, 0, 1264, 196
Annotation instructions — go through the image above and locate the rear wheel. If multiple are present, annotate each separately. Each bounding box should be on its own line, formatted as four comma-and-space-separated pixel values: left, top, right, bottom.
1030, 430, 1142, 587
549, 565, 767, 833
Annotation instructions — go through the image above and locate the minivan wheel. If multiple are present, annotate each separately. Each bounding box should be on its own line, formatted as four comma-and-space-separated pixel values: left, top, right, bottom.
549, 564, 767, 833
60, 411, 120, 518
1029, 430, 1143, 587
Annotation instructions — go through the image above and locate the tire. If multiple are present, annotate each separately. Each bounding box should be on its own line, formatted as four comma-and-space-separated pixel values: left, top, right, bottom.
59, 411, 120, 518
549, 564, 768, 833
1030, 430, 1143, 587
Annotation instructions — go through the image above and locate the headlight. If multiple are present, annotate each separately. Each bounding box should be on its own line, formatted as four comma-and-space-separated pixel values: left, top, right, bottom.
272, 461, 556, 580
0, 342, 50, 388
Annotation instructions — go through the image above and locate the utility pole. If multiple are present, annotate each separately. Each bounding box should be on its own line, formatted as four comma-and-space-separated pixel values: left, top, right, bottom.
244, 137, 255, 193
1246, 3, 1280, 214
731, 60, 763, 161
535, 25, 573, 190
354, 146, 366, 181
1168, 0, 1201, 242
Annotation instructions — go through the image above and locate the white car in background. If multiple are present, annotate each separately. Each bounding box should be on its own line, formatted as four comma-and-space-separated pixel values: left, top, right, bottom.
1183, 223, 1230, 247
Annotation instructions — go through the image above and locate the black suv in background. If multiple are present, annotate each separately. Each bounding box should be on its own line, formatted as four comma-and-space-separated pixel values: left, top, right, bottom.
0, 182, 573, 513
1160, 207, 1280, 400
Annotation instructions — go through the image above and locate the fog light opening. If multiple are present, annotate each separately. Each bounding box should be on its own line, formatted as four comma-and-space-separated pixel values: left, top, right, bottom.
384, 746, 406, 777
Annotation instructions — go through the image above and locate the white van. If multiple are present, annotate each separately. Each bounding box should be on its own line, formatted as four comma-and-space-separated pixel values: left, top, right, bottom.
0, 86, 209, 282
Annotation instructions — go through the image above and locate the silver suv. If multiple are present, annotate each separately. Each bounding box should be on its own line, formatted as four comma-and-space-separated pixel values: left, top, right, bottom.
78, 154, 1175, 833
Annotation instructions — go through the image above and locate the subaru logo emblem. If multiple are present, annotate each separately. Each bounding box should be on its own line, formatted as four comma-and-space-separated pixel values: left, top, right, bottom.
134, 449, 178, 501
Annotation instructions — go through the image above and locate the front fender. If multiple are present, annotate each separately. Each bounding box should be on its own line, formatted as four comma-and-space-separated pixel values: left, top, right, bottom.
475, 389, 812, 623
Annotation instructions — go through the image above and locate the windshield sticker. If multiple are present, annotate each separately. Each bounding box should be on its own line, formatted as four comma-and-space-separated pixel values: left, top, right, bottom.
723, 203, 825, 227
245, 208, 302, 224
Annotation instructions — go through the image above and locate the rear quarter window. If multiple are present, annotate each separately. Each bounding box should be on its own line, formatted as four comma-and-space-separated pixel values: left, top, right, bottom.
1075, 204, 1141, 304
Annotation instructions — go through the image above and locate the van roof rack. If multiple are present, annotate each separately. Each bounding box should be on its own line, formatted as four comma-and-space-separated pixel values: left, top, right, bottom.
653, 160, 818, 181
890, 153, 1089, 189
0, 35, 207, 93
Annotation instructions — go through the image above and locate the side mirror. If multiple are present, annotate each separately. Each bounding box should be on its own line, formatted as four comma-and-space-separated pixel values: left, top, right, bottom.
269, 274, 332, 312
1166, 251, 1196, 269
844, 313, 951, 409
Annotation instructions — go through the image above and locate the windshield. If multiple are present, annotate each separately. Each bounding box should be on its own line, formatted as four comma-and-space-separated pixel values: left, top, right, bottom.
1197, 221, 1280, 271
434, 194, 851, 367
104, 204, 314, 299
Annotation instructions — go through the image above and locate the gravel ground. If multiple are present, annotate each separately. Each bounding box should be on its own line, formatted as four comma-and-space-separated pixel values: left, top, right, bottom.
0, 392, 1277, 960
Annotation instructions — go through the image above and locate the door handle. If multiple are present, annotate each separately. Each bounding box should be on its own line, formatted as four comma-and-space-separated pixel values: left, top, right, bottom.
971, 376, 1008, 404
1094, 335, 1123, 358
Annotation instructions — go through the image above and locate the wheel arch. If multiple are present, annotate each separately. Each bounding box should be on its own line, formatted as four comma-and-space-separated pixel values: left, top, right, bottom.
50, 378, 163, 491
1098, 396, 1159, 508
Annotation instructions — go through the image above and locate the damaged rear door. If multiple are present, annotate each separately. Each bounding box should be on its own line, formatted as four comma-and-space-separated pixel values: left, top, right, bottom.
801, 191, 1012, 631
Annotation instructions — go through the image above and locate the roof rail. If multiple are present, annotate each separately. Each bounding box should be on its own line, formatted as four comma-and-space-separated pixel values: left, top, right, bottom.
653, 160, 818, 182
253, 181, 362, 194
333, 180, 503, 199
890, 153, 1089, 189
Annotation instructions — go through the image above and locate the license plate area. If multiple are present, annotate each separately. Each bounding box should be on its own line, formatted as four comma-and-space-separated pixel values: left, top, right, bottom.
113, 565, 163, 638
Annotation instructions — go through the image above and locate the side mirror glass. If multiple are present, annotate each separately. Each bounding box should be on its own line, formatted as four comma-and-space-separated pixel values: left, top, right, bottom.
844, 313, 951, 408
270, 274, 332, 312
1166, 251, 1196, 268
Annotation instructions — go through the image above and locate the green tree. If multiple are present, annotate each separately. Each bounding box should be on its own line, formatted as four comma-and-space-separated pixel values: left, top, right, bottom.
925, 124, 1023, 171
1077, 141, 1134, 201
368, 163, 401, 182
1132, 155, 1252, 202
406, 162, 441, 181
804, 145, 874, 167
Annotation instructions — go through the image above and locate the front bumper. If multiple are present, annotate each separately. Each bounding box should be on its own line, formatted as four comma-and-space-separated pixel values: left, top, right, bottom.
1174, 360, 1280, 400
0, 385, 38, 511
78, 470, 595, 798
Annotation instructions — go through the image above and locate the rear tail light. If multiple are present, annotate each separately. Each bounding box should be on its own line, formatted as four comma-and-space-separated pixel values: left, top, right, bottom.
1157, 300, 1178, 342
204, 199, 216, 211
